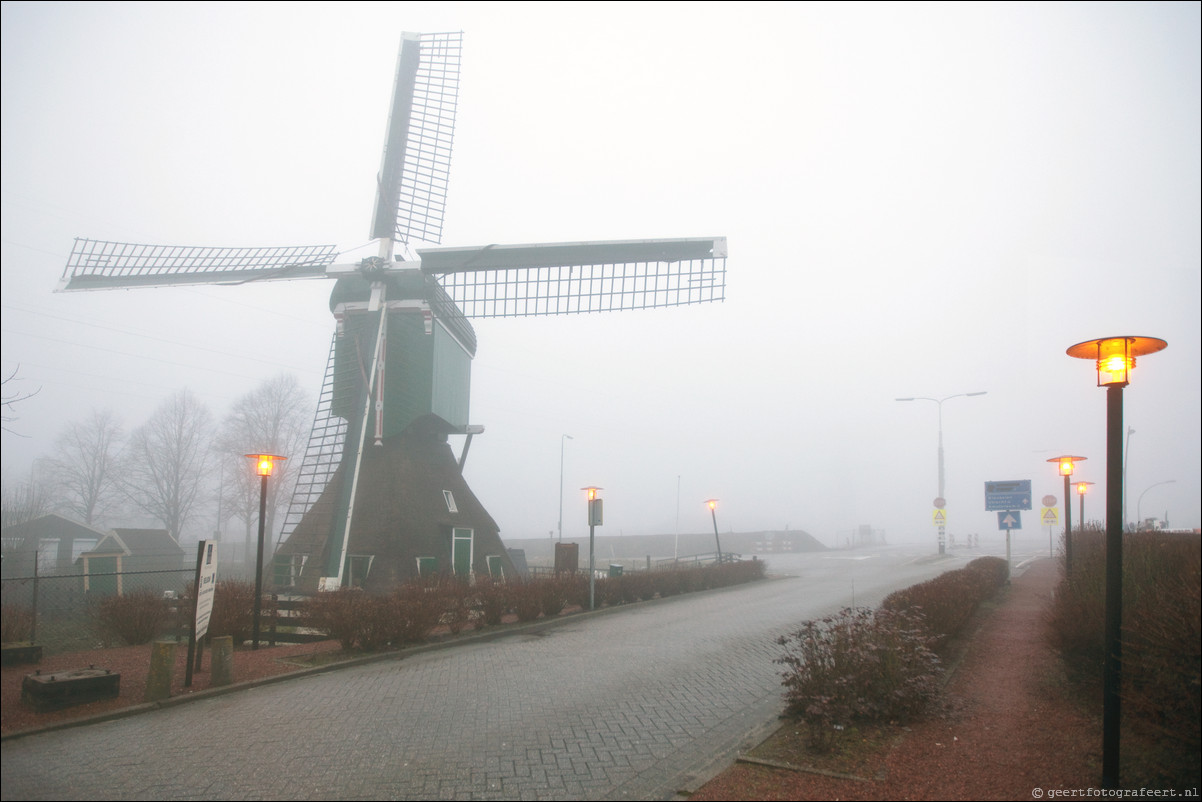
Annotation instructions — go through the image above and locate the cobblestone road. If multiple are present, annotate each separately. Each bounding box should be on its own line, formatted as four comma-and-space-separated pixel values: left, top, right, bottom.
0, 547, 980, 800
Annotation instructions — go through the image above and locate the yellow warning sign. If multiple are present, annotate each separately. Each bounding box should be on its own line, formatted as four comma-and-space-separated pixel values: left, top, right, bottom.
1041, 507, 1059, 526
932, 509, 947, 526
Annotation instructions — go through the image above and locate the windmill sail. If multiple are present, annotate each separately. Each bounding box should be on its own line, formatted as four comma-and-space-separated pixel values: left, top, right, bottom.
370, 31, 462, 248
421, 237, 727, 318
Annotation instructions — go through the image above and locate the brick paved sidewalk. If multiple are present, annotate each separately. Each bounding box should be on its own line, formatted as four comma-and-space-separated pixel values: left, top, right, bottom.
688, 557, 1102, 800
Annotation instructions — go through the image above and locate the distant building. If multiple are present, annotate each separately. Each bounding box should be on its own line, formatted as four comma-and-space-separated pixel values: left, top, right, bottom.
1, 514, 107, 578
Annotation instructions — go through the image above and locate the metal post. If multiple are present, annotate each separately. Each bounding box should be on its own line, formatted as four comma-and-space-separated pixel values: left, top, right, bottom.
711, 507, 723, 565
588, 517, 595, 611
936, 401, 946, 555
1063, 472, 1073, 574
252, 473, 268, 650
1079, 488, 1085, 533
558, 435, 571, 541
1102, 385, 1124, 788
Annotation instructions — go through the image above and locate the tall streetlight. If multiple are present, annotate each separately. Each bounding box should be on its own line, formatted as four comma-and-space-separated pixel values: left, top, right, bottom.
1076, 481, 1095, 531
1136, 479, 1175, 529
705, 499, 723, 564
558, 434, 573, 541
244, 452, 286, 650
1067, 335, 1167, 789
582, 486, 602, 610
1123, 427, 1135, 529
895, 391, 987, 554
1048, 455, 1086, 575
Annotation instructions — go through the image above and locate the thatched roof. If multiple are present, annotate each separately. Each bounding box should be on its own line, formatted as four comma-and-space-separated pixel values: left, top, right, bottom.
278, 413, 513, 592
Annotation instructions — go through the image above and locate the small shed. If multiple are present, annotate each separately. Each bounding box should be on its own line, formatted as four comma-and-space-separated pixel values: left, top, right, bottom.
79, 528, 186, 596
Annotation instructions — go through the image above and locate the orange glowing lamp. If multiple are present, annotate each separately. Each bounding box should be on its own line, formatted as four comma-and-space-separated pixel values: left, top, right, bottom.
705, 498, 718, 511
1077, 481, 1094, 496
1048, 455, 1085, 477
245, 453, 287, 477
1067, 336, 1167, 387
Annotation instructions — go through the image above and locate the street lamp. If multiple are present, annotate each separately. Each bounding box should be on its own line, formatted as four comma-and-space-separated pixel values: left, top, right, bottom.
1076, 481, 1095, 532
705, 499, 723, 565
582, 486, 602, 610
558, 434, 573, 541
1136, 479, 1175, 529
895, 391, 987, 554
244, 453, 286, 650
1123, 427, 1134, 528
1048, 455, 1086, 575
1067, 335, 1167, 789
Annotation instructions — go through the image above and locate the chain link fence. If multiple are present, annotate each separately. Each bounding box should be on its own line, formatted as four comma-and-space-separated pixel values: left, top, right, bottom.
2, 569, 193, 656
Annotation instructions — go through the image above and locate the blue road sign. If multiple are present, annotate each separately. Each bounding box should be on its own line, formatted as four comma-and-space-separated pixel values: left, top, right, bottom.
985, 480, 1033, 511
997, 511, 1022, 530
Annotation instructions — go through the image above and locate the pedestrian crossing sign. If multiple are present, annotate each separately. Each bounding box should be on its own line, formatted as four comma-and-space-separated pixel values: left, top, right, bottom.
932, 509, 947, 526
1041, 507, 1059, 526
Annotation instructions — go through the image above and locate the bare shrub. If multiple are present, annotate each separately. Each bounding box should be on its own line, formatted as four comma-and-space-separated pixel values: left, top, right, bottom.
776, 606, 943, 751
1, 604, 34, 642
207, 580, 256, 645
93, 589, 169, 646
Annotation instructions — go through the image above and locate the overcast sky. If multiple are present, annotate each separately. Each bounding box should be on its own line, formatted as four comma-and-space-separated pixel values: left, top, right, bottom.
2, 1, 1199, 547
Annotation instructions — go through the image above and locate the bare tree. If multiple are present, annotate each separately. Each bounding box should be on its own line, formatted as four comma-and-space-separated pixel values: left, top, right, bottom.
42, 409, 124, 525
1, 366, 40, 436
1, 470, 54, 530
120, 389, 213, 541
213, 374, 311, 562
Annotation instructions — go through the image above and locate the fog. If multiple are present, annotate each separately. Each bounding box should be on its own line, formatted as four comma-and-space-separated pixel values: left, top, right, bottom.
2, 2, 1199, 549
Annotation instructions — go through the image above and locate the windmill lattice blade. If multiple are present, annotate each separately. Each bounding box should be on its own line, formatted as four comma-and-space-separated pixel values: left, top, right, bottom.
371, 31, 462, 248
420, 237, 727, 318
275, 334, 351, 556
58, 239, 340, 291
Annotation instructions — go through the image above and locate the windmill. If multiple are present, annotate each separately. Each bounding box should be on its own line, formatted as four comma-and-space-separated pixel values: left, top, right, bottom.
57, 31, 727, 592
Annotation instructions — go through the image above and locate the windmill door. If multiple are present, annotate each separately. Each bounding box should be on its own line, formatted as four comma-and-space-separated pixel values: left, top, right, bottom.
451, 528, 473, 578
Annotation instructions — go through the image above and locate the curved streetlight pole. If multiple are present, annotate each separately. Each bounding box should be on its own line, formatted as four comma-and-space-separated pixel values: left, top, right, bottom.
558, 434, 573, 541
895, 391, 987, 554
1136, 479, 1175, 529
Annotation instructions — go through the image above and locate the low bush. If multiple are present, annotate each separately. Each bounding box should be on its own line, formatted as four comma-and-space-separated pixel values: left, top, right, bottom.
93, 589, 170, 646
307, 588, 367, 650
1, 604, 34, 643
1047, 528, 1201, 787
879, 556, 1008, 652
475, 578, 510, 626
537, 576, 568, 617
206, 579, 256, 645
508, 580, 544, 622
776, 606, 943, 751
389, 580, 445, 645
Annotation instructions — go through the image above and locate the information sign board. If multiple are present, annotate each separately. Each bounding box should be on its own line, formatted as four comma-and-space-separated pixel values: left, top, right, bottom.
985, 480, 1032, 511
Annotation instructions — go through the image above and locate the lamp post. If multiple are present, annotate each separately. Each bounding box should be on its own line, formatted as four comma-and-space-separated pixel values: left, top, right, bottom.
582, 486, 602, 610
1136, 479, 1175, 529
705, 499, 723, 565
895, 391, 987, 554
558, 434, 573, 541
244, 453, 286, 650
1067, 335, 1167, 789
1048, 455, 1086, 575
1123, 427, 1134, 529
1076, 481, 1095, 532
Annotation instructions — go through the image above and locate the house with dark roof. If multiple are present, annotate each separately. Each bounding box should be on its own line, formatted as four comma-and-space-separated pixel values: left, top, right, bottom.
1, 514, 108, 579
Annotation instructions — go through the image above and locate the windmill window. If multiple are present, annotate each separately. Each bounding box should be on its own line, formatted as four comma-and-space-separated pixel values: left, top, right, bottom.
442, 490, 458, 513
344, 554, 375, 588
